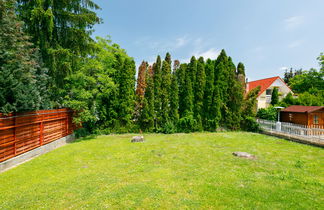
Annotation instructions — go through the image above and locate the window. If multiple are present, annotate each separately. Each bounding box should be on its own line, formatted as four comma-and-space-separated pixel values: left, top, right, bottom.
289, 113, 293, 122
266, 89, 272, 95
314, 115, 319, 124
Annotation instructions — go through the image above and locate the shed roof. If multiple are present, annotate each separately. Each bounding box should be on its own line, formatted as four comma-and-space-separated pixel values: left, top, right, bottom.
281, 105, 324, 113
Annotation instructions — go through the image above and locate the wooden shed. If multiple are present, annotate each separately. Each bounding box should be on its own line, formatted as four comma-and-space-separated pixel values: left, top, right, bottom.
280, 105, 324, 126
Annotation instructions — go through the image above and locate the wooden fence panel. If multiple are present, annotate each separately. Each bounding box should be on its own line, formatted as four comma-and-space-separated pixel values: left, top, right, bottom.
0, 109, 75, 162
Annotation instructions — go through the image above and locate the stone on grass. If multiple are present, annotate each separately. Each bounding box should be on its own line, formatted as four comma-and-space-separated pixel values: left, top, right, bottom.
232, 152, 256, 159
131, 136, 145, 143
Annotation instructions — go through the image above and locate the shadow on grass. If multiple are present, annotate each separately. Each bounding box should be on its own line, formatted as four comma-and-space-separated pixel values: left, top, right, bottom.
70, 134, 98, 143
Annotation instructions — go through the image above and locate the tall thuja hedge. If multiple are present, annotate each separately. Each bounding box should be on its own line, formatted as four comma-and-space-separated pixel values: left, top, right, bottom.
203, 59, 216, 130
225, 57, 244, 130
160, 53, 172, 126
170, 62, 180, 124
153, 56, 162, 129
139, 65, 155, 131
194, 57, 206, 131
0, 0, 50, 113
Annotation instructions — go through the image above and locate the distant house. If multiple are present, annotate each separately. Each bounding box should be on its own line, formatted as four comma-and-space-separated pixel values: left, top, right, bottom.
246, 76, 293, 109
280, 105, 324, 126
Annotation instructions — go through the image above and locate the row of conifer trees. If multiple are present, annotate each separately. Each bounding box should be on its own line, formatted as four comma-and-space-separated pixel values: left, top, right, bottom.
134, 50, 259, 133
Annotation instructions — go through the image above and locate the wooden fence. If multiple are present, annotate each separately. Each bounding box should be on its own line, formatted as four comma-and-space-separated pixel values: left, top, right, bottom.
0, 109, 75, 162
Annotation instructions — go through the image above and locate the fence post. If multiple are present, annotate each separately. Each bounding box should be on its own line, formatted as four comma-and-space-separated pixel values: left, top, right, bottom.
40, 121, 43, 146
13, 116, 16, 156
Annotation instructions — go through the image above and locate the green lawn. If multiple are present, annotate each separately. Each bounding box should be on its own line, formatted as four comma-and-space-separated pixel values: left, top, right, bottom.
0, 132, 323, 209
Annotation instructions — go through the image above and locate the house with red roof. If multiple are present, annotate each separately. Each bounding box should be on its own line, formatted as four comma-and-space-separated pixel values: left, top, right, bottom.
246, 76, 293, 109
280, 105, 324, 126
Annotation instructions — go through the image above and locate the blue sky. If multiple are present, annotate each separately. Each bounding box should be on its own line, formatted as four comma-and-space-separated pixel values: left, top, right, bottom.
93, 0, 324, 81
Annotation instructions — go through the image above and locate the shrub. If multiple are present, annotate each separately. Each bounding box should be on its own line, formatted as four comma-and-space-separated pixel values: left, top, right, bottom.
257, 107, 277, 121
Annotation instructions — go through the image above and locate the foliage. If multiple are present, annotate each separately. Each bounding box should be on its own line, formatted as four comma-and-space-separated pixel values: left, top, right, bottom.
241, 86, 260, 130
257, 107, 277, 121
17, 0, 101, 94
271, 87, 279, 105
194, 57, 206, 131
0, 0, 50, 113
63, 37, 135, 133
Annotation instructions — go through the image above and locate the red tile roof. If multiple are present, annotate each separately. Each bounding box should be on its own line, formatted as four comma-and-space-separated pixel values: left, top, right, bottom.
247, 76, 279, 96
247, 76, 290, 96
281, 105, 324, 113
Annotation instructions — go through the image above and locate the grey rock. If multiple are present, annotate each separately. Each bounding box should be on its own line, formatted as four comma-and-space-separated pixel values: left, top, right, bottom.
232, 152, 256, 159
131, 136, 145, 143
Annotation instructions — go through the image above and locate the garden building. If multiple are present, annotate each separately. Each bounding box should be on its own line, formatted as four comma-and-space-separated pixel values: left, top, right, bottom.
280, 105, 324, 126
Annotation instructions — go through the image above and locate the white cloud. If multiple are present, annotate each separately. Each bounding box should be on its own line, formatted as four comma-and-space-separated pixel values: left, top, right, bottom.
175, 36, 190, 48
284, 16, 305, 30
279, 66, 288, 71
288, 40, 303, 48
194, 48, 220, 60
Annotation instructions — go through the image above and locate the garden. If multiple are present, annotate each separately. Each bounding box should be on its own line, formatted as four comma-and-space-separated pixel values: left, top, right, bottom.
0, 132, 323, 209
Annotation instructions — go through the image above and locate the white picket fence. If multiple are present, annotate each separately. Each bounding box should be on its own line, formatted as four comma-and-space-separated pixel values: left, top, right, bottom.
257, 119, 324, 142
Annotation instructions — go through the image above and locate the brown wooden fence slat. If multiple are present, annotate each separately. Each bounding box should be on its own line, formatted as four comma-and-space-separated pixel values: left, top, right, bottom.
0, 108, 75, 162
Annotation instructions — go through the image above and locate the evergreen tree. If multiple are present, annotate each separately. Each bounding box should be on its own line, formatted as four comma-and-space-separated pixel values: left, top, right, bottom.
271, 87, 279, 105
170, 66, 179, 124
194, 57, 206, 131
241, 86, 260, 131
177, 64, 187, 118
237, 62, 246, 88
135, 61, 147, 120
203, 59, 215, 130
153, 56, 162, 129
225, 57, 243, 130
139, 65, 155, 131
17, 0, 102, 101
160, 53, 172, 125
188, 56, 198, 99
214, 50, 229, 126
0, 0, 50, 113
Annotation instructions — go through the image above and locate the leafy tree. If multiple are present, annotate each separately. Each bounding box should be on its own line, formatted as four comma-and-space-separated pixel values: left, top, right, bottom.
17, 0, 102, 101
63, 37, 135, 132
0, 0, 50, 113
271, 87, 279, 105
289, 69, 323, 93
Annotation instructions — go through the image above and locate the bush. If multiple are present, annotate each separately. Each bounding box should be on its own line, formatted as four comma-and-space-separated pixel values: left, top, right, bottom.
178, 115, 197, 133
241, 117, 260, 132
256, 107, 277, 121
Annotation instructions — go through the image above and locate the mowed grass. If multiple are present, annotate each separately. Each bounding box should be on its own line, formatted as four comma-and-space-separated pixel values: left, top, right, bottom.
0, 133, 323, 209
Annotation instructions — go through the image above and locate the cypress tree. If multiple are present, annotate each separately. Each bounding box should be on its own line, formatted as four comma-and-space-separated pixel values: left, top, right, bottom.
271, 87, 279, 105
188, 56, 198, 99
203, 59, 215, 130
0, 0, 50, 113
170, 64, 179, 124
237, 62, 246, 88
135, 61, 148, 121
194, 57, 206, 131
225, 57, 243, 130
139, 65, 155, 131
177, 64, 187, 118
160, 53, 172, 125
214, 50, 229, 127
153, 56, 162, 129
